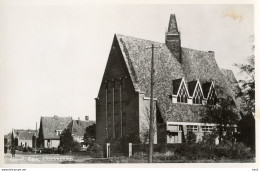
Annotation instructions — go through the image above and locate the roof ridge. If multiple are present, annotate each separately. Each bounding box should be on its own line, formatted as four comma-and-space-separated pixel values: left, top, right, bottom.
115, 33, 165, 45
220, 68, 233, 72
42, 116, 72, 118
182, 47, 214, 54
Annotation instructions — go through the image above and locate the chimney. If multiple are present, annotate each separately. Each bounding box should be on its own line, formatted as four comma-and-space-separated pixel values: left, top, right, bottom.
208, 51, 215, 56
85, 116, 89, 122
78, 117, 80, 121
165, 14, 182, 63
54, 115, 58, 118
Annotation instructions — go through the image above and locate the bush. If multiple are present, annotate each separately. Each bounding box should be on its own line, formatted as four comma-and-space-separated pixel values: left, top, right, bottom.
186, 131, 196, 144
72, 142, 81, 152
199, 131, 218, 144
41, 147, 59, 154
152, 141, 253, 161
23, 147, 28, 152
88, 143, 102, 153
231, 142, 253, 159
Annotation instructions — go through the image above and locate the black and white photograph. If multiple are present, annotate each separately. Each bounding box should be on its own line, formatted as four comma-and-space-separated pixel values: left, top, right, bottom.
0, 1, 257, 168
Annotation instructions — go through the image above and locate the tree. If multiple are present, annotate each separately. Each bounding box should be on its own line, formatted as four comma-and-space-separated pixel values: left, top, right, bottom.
201, 96, 239, 144
234, 35, 255, 116
186, 131, 196, 144
139, 105, 156, 144
83, 124, 96, 149
233, 35, 255, 153
60, 128, 80, 153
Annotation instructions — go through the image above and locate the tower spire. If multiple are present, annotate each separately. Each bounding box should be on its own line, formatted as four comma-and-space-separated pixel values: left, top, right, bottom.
165, 14, 182, 63
167, 14, 179, 34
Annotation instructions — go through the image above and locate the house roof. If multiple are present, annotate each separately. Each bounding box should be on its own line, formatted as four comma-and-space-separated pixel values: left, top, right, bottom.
221, 68, 242, 110
41, 116, 72, 139
67, 120, 95, 137
172, 78, 182, 95
221, 69, 240, 94
116, 34, 185, 96
114, 33, 239, 123
162, 103, 208, 123
11, 129, 37, 140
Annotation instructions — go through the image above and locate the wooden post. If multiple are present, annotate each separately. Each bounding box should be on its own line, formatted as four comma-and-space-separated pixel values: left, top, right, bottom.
129, 143, 132, 157
146, 44, 160, 163
107, 143, 110, 158
148, 44, 154, 163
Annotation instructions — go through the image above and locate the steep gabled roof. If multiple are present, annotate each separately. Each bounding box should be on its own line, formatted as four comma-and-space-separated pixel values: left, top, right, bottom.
41, 116, 72, 139
162, 103, 207, 123
172, 78, 182, 95
67, 120, 95, 137
17, 130, 36, 140
113, 34, 238, 123
116, 34, 185, 96
10, 129, 37, 140
221, 69, 240, 94
221, 68, 242, 110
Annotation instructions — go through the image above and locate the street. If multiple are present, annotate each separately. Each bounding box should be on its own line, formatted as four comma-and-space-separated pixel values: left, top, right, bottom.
4, 150, 105, 164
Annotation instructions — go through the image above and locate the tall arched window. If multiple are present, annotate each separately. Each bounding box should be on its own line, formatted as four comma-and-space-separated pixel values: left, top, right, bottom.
193, 86, 203, 104
207, 88, 217, 105
177, 84, 188, 103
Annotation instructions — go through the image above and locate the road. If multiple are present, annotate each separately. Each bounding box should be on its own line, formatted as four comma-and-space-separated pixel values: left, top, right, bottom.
4, 150, 104, 164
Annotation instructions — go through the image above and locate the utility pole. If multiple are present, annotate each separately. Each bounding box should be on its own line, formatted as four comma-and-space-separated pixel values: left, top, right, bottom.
146, 44, 160, 163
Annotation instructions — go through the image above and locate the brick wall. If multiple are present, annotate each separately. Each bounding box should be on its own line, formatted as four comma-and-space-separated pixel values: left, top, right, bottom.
96, 38, 139, 144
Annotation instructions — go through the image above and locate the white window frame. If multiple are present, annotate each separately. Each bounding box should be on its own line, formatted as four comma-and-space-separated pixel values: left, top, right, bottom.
187, 125, 198, 132
202, 126, 214, 132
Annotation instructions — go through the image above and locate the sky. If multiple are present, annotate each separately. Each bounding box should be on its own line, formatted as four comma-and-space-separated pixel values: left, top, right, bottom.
0, 2, 254, 134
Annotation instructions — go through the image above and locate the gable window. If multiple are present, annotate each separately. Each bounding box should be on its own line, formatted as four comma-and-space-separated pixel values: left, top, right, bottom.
56, 130, 62, 136
207, 88, 217, 105
193, 86, 203, 104
177, 84, 188, 103
187, 125, 198, 132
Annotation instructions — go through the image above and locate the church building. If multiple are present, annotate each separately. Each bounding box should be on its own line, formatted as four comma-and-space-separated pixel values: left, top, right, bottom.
95, 14, 240, 145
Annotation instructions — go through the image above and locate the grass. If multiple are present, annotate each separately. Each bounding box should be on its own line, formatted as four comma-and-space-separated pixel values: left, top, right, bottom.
4, 149, 255, 164
107, 156, 255, 163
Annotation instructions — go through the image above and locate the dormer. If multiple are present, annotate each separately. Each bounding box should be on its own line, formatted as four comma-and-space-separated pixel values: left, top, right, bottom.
187, 80, 205, 105
202, 81, 217, 105
55, 130, 62, 136
172, 78, 190, 103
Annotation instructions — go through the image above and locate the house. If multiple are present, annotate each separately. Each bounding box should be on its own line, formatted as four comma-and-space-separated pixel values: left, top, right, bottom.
38, 116, 72, 148
95, 14, 241, 145
9, 129, 37, 148
64, 116, 95, 148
